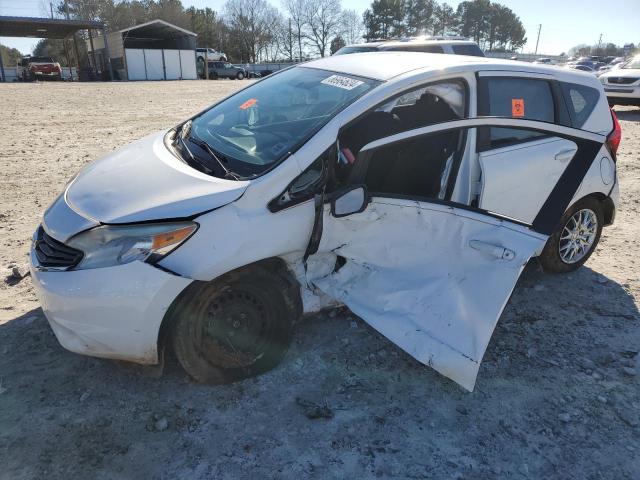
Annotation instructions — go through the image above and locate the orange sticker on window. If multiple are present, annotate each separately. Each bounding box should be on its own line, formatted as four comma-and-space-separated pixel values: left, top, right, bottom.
512, 98, 524, 117
239, 98, 257, 110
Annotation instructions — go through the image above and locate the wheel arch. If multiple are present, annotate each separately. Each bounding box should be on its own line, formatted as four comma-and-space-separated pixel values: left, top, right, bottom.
569, 192, 615, 226
157, 257, 303, 353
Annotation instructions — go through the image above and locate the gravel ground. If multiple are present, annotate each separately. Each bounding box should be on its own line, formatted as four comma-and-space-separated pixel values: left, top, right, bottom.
0, 81, 639, 480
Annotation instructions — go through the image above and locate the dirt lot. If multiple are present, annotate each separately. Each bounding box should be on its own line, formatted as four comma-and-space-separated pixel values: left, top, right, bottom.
0, 81, 639, 479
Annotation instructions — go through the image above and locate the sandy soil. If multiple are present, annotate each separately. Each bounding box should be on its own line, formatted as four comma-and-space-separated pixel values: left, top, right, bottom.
0, 81, 638, 479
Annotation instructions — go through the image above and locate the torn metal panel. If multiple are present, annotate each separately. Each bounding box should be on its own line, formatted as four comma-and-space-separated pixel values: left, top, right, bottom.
308, 199, 547, 391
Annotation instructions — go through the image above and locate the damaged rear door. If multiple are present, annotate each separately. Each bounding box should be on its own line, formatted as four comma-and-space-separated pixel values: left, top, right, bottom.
306, 119, 605, 391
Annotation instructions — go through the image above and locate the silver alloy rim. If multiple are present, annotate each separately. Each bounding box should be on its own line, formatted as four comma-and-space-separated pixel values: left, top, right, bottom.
558, 209, 598, 264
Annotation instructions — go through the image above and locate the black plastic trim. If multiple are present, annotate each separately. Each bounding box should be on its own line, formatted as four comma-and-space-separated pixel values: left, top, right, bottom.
531, 139, 602, 234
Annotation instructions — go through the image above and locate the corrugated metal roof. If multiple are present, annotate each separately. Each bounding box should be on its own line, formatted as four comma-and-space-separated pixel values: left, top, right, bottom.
0, 16, 104, 38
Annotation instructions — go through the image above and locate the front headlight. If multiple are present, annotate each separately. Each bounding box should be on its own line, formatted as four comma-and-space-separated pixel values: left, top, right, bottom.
67, 222, 197, 270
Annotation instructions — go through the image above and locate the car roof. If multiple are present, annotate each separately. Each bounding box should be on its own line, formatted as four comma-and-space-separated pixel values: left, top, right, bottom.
304, 51, 488, 80
303, 51, 605, 88
347, 38, 478, 49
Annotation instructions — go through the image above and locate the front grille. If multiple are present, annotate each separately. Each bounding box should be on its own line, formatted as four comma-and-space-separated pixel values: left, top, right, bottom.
608, 77, 639, 85
34, 226, 83, 269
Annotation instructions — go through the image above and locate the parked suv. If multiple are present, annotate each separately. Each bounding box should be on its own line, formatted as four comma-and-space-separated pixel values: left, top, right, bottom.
31, 52, 619, 392
600, 55, 640, 107
333, 36, 484, 57
196, 47, 227, 62
205, 61, 246, 80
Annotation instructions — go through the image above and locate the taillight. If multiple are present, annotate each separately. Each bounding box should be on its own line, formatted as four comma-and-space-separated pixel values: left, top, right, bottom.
607, 108, 622, 158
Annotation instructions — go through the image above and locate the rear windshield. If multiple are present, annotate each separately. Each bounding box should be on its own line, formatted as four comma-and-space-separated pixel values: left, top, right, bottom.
383, 44, 445, 53
561, 82, 600, 128
29, 57, 54, 63
184, 67, 379, 177
333, 46, 379, 55
451, 44, 484, 57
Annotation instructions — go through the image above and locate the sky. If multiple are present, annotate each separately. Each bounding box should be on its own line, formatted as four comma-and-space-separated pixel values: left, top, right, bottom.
1, 0, 639, 56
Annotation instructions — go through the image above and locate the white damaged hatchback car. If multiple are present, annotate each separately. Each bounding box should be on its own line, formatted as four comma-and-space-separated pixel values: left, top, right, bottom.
31, 53, 621, 391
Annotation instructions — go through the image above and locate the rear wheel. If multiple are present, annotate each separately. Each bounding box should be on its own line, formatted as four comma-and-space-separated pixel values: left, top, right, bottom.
538, 197, 603, 273
170, 263, 300, 384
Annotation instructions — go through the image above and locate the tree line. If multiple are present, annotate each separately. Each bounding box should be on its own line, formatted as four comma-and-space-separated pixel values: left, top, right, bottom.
567, 42, 637, 58
23, 0, 528, 67
34, 0, 363, 64
364, 0, 526, 51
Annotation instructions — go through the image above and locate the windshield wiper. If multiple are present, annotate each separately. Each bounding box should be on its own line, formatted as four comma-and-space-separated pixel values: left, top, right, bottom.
188, 135, 243, 181
174, 122, 215, 175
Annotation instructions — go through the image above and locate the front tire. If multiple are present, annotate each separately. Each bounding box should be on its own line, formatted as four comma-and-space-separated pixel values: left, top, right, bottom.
170, 263, 300, 384
236, 71, 245, 80
538, 197, 603, 273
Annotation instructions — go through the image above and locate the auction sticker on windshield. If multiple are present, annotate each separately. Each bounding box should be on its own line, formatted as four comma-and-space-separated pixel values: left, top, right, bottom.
321, 75, 365, 90
239, 98, 258, 110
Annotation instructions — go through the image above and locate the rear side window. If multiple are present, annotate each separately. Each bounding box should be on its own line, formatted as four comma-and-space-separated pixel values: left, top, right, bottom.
451, 44, 484, 57
561, 82, 600, 128
479, 77, 555, 150
385, 45, 445, 53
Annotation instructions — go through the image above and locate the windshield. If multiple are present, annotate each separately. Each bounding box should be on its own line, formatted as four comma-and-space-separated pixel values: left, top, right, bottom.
30, 57, 54, 63
333, 46, 379, 55
622, 57, 640, 69
184, 67, 379, 178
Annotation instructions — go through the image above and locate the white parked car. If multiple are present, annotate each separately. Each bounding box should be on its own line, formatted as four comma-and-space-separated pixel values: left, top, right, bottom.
196, 47, 227, 62
599, 55, 640, 107
333, 36, 485, 57
31, 53, 621, 391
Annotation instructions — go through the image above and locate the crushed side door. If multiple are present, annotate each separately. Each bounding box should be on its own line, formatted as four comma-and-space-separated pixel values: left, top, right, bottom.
305, 119, 606, 391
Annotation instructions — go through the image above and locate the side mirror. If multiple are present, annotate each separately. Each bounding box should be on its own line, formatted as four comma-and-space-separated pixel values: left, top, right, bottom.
331, 185, 368, 218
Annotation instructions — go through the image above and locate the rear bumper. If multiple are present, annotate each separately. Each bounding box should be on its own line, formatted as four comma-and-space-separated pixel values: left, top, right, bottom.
30, 251, 191, 364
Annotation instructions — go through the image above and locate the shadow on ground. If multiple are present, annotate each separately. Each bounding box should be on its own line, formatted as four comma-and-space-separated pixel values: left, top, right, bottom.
0, 266, 638, 479
614, 108, 640, 122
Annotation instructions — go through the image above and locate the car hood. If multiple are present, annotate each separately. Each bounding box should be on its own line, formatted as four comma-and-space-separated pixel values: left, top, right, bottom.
65, 131, 250, 224
602, 68, 640, 78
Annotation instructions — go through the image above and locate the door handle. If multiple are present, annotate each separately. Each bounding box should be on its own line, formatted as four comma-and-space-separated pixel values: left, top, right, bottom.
469, 240, 516, 260
555, 148, 577, 163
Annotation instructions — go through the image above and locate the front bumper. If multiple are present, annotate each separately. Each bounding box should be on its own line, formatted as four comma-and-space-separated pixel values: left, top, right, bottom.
30, 251, 191, 364
603, 85, 640, 100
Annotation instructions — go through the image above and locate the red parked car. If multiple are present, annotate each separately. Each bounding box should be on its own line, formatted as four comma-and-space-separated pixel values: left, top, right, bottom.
17, 56, 63, 81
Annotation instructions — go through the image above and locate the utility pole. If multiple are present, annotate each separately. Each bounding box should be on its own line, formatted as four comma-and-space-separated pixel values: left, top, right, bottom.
50, 2, 54, 19
597, 33, 603, 55
534, 24, 541, 56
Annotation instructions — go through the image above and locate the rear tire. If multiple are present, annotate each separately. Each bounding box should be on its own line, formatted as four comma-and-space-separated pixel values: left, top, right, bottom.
170, 263, 300, 384
538, 197, 604, 273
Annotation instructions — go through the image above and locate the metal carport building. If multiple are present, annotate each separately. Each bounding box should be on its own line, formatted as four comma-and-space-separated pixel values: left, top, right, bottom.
87, 19, 198, 81
0, 16, 112, 81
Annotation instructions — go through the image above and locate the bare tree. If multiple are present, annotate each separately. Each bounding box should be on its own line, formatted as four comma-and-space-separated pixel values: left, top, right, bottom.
341, 8, 364, 45
283, 0, 308, 60
261, 9, 286, 61
304, 0, 342, 57
278, 17, 296, 61
224, 0, 278, 63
